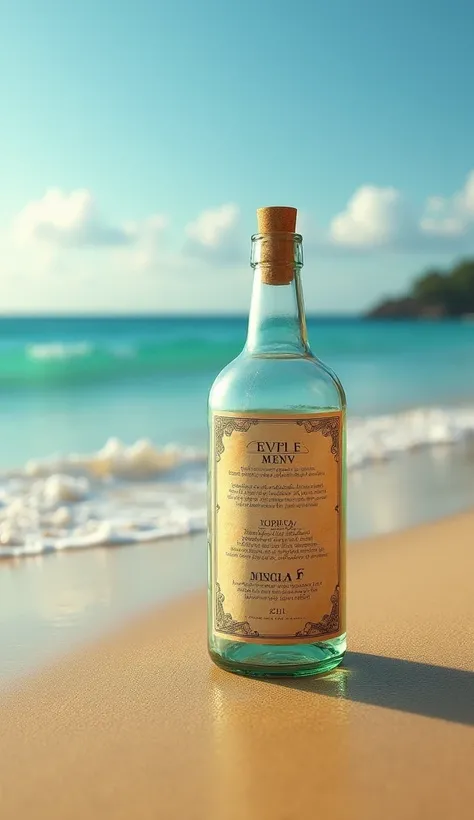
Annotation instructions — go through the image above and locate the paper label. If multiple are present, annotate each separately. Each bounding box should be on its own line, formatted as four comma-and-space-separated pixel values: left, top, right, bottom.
211, 411, 344, 644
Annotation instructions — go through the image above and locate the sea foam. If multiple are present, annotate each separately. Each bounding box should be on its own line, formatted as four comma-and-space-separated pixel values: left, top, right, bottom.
24, 437, 205, 479
0, 406, 472, 558
27, 342, 95, 360
348, 405, 474, 469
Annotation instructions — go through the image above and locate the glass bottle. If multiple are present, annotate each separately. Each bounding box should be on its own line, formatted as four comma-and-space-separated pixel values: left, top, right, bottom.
208, 207, 346, 677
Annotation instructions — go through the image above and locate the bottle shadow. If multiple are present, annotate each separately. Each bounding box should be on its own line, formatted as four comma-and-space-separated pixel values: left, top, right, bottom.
268, 652, 474, 726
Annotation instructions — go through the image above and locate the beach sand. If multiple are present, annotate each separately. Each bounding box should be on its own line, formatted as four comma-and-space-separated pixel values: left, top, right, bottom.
1, 444, 473, 693
0, 532, 206, 690
0, 511, 473, 819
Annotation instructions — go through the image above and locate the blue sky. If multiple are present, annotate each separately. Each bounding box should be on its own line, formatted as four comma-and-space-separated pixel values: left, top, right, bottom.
1, 0, 474, 313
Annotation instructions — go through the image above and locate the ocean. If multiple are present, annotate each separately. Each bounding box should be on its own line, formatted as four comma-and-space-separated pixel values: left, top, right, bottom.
0, 315, 473, 558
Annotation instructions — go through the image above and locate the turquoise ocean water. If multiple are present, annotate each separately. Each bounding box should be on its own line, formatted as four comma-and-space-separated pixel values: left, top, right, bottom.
0, 316, 473, 557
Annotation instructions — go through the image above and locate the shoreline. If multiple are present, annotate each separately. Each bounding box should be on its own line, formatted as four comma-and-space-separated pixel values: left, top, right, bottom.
1, 438, 473, 560
0, 509, 473, 818
1, 506, 473, 693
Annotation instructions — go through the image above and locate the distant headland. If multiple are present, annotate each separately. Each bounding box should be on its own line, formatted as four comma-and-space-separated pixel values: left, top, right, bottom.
367, 259, 474, 320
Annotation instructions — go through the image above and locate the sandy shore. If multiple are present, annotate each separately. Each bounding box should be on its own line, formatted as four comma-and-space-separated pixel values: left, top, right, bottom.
0, 532, 207, 690
1, 444, 473, 691
0, 511, 473, 819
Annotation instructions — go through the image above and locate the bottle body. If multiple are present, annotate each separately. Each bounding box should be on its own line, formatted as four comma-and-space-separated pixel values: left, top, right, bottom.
207, 225, 346, 677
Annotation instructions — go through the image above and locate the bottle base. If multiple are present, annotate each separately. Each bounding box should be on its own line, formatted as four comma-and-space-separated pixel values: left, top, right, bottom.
209, 635, 346, 679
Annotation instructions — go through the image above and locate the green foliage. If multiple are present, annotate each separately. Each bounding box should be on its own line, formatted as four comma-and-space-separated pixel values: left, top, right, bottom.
410, 259, 474, 316
368, 258, 474, 318
412, 270, 448, 303
449, 261, 474, 313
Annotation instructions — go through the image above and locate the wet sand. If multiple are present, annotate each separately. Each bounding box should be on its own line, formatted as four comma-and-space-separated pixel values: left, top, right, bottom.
0, 532, 206, 691
0, 510, 473, 819
1, 444, 473, 691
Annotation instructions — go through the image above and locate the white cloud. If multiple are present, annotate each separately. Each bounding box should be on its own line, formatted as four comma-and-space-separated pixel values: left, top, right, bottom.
10, 192, 245, 280
420, 171, 474, 237
7, 172, 474, 314
329, 171, 474, 252
330, 186, 410, 249
15, 189, 142, 248
185, 203, 239, 248
13, 189, 169, 275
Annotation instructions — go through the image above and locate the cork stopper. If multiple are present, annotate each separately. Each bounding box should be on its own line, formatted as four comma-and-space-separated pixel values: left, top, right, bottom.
255, 206, 298, 285
256, 206, 297, 235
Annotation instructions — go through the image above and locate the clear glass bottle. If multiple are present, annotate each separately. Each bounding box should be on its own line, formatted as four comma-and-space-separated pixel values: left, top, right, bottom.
208, 207, 346, 677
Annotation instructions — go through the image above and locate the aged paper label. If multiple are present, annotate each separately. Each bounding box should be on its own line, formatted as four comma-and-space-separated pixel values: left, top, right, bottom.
211, 411, 344, 644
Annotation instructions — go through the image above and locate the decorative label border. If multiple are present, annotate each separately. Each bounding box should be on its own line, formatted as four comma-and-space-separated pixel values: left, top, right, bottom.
211, 411, 343, 643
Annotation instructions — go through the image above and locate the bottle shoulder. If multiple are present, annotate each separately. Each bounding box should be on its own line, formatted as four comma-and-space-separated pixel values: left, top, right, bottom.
209, 351, 346, 413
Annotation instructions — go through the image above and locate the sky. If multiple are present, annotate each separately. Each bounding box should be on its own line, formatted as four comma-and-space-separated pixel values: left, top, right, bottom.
1, 0, 474, 314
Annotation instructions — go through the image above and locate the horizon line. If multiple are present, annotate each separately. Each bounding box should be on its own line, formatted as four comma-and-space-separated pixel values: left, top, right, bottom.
0, 311, 363, 319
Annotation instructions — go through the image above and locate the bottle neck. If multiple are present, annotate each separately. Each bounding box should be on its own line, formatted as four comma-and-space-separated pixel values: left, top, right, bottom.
245, 234, 309, 356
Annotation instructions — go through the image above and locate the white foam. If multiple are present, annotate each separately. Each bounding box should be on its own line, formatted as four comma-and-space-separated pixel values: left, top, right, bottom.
0, 473, 207, 558
347, 406, 474, 469
0, 407, 473, 559
25, 437, 205, 480
27, 342, 94, 361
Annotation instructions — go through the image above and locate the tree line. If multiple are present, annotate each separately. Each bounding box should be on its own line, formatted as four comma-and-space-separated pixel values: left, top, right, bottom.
367, 259, 474, 318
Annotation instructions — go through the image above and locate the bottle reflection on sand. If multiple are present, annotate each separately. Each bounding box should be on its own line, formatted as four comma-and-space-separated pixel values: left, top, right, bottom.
209, 665, 350, 820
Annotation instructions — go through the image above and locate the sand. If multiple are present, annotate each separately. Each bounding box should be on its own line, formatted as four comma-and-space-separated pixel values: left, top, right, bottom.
0, 511, 473, 819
